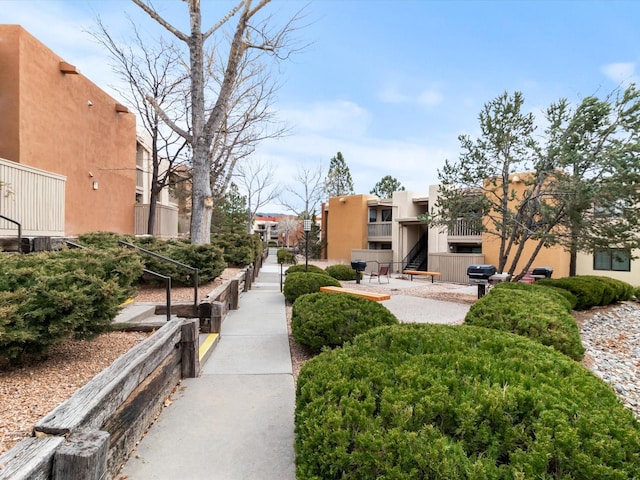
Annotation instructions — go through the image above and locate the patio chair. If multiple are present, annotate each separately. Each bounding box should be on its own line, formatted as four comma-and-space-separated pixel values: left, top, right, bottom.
369, 264, 390, 283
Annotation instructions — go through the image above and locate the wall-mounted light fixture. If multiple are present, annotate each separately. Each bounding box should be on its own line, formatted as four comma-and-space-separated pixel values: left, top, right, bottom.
511, 175, 521, 183
92, 181, 99, 190
88, 171, 94, 178
339, 197, 346, 203
87, 100, 93, 107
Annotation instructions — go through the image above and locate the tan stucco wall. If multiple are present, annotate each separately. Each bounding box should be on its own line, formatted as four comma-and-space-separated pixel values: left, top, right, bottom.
481, 233, 570, 278
0, 25, 136, 236
326, 194, 375, 264
480, 173, 570, 278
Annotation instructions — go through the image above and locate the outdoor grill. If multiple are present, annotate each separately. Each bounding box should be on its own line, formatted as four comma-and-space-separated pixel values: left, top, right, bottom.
531, 267, 553, 280
350, 260, 367, 284
466, 264, 497, 298
466, 264, 497, 283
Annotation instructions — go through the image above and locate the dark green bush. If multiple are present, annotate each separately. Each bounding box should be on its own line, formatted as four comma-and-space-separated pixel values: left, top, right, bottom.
277, 249, 296, 264
285, 264, 327, 276
0, 248, 144, 363
324, 264, 357, 281
283, 272, 340, 303
537, 275, 634, 310
291, 292, 397, 352
79, 232, 227, 285
492, 281, 577, 311
210, 232, 263, 267
465, 287, 584, 360
77, 230, 131, 249
296, 324, 640, 479
635, 286, 640, 301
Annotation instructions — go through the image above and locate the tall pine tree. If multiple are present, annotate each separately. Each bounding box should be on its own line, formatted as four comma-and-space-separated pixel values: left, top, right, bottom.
324, 152, 355, 198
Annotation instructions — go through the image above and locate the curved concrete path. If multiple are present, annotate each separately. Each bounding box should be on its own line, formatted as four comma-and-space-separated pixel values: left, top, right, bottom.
119, 255, 295, 480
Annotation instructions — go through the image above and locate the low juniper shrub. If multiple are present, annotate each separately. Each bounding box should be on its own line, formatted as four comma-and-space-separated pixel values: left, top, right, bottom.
285, 264, 327, 276
291, 292, 397, 352
324, 264, 357, 281
537, 275, 634, 310
465, 286, 584, 360
492, 281, 577, 311
295, 324, 640, 479
283, 272, 340, 303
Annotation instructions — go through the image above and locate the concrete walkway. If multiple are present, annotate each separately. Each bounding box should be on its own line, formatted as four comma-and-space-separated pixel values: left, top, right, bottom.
119, 256, 295, 480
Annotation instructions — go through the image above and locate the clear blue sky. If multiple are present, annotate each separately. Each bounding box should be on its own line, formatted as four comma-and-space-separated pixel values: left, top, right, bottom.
3, 0, 640, 211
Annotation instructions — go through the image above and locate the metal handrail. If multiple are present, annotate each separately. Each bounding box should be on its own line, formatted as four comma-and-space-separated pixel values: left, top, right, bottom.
0, 214, 22, 253
118, 240, 199, 316
66, 240, 172, 322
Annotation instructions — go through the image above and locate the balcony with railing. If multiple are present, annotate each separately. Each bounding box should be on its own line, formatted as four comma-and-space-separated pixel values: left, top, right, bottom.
368, 222, 392, 239
447, 218, 482, 243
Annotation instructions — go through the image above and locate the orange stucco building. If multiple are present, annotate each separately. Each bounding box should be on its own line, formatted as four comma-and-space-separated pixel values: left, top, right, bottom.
479, 173, 570, 278
0, 25, 137, 236
322, 194, 376, 264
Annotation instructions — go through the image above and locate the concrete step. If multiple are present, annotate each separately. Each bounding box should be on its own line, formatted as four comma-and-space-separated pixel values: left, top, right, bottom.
112, 303, 173, 331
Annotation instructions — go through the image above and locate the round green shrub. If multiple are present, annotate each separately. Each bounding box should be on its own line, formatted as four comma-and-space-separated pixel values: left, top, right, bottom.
537, 275, 634, 310
296, 324, 640, 479
285, 264, 327, 276
465, 287, 584, 360
277, 249, 296, 264
635, 286, 640, 301
283, 272, 340, 303
0, 248, 145, 363
292, 292, 397, 352
492, 281, 576, 311
324, 264, 357, 281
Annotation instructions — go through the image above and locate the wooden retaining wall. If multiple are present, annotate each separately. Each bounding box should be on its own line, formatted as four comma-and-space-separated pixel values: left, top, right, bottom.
0, 255, 267, 479
0, 319, 198, 480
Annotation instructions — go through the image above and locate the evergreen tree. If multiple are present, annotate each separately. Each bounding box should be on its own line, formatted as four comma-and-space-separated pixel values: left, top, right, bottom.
212, 183, 249, 234
324, 152, 355, 198
423, 87, 640, 279
370, 175, 405, 198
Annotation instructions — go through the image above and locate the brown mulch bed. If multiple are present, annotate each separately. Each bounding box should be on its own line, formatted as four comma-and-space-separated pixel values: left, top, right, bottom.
0, 267, 242, 456
0, 331, 152, 455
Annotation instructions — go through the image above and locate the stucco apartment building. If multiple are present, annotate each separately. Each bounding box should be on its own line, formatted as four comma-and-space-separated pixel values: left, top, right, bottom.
0, 25, 136, 240
0, 25, 179, 243
321, 185, 639, 285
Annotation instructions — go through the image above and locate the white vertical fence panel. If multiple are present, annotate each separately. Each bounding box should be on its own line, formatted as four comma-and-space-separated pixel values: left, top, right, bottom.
0, 158, 66, 236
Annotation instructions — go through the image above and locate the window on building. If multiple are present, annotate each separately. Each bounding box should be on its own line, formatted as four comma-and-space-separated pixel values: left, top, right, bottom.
381, 208, 392, 222
593, 249, 630, 272
380, 243, 392, 250
369, 208, 377, 223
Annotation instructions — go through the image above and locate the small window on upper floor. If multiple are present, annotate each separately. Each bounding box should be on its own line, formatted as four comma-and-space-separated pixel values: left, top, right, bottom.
369, 208, 377, 223
381, 208, 392, 222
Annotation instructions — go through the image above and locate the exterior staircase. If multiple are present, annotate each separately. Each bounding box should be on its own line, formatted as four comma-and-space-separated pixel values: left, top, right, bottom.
402, 232, 429, 271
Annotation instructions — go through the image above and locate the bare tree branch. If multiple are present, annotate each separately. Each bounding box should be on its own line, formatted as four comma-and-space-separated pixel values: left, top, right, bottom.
131, 0, 189, 42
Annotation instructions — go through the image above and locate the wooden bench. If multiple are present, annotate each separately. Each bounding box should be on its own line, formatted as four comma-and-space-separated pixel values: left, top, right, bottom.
319, 286, 390, 301
403, 270, 442, 283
